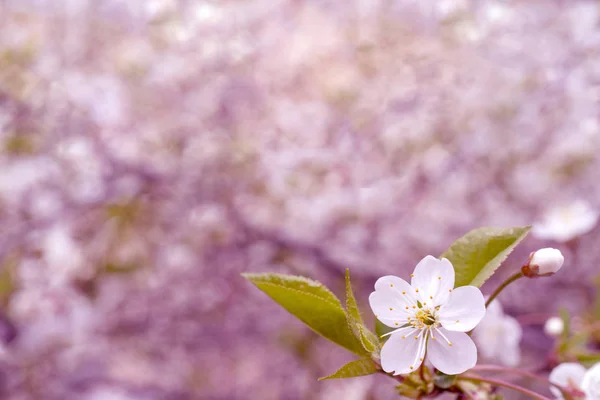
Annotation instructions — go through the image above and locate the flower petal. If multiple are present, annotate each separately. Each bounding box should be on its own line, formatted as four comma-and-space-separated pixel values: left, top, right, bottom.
549, 362, 586, 399
370, 276, 417, 327
427, 328, 477, 375
411, 256, 455, 307
380, 330, 426, 375
438, 286, 486, 332
369, 292, 410, 327
374, 276, 417, 302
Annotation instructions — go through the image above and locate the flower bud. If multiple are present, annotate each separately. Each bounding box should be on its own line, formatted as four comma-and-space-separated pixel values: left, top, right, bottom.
544, 316, 564, 337
522, 248, 564, 277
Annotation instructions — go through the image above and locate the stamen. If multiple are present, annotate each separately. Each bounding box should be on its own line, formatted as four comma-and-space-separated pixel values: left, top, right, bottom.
438, 276, 441, 280
402, 291, 406, 295
435, 327, 453, 347
411, 274, 414, 277
396, 328, 419, 339
410, 330, 427, 370
415, 289, 419, 293
389, 307, 393, 311
389, 284, 393, 287
380, 325, 414, 339
429, 296, 433, 299
449, 289, 452, 292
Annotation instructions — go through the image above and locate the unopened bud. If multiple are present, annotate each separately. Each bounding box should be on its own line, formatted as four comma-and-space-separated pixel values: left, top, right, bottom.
522, 248, 564, 277
544, 317, 564, 337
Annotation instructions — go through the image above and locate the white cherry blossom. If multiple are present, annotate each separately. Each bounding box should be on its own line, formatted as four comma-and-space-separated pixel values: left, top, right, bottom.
369, 256, 486, 375
533, 201, 598, 242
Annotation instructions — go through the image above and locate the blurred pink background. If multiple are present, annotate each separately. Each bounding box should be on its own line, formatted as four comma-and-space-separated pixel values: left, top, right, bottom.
0, 1, 599, 399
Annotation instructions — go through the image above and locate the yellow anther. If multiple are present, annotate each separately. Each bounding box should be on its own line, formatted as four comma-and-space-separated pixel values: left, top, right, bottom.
402, 291, 406, 294
423, 302, 427, 306
448, 343, 453, 347
411, 274, 415, 277
405, 306, 409, 310
438, 276, 441, 280
431, 337, 436, 340
412, 306, 416, 309
390, 283, 393, 287
395, 322, 399, 326
429, 296, 433, 299
456, 320, 460, 323
419, 357, 423, 361
449, 289, 452, 292
414, 336, 418, 339
410, 365, 414, 370
415, 289, 419, 293
389, 307, 393, 311
401, 336, 406, 339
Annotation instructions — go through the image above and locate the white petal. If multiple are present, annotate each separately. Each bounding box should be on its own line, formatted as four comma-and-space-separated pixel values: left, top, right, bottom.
380, 330, 426, 375
370, 276, 417, 327
549, 363, 586, 399
375, 275, 416, 298
411, 256, 455, 306
427, 328, 477, 375
581, 362, 600, 399
438, 286, 486, 332
369, 291, 411, 327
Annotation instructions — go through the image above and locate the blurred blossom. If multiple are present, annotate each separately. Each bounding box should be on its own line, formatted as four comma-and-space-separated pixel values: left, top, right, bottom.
473, 300, 522, 367
548, 362, 600, 399
582, 363, 600, 399
533, 201, 599, 242
549, 363, 586, 399
544, 316, 564, 337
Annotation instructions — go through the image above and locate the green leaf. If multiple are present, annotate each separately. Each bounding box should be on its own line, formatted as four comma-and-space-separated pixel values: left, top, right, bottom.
345, 269, 363, 324
344, 269, 379, 355
318, 358, 378, 380
242, 273, 365, 355
441, 226, 531, 288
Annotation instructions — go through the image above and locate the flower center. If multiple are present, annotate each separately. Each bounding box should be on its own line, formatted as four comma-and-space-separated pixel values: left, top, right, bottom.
414, 309, 437, 327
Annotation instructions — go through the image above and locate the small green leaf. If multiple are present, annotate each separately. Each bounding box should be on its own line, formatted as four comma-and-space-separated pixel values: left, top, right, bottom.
345, 269, 363, 324
243, 273, 365, 355
345, 269, 379, 355
318, 358, 378, 380
441, 226, 531, 288
352, 322, 379, 354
